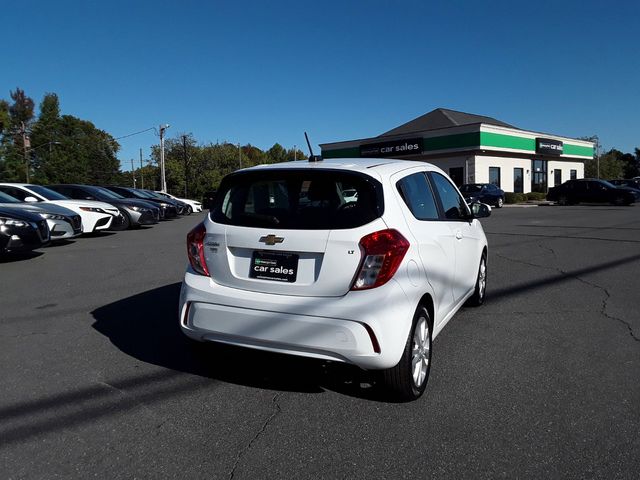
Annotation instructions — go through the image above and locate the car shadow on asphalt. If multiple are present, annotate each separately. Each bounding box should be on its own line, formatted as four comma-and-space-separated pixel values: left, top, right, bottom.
91, 283, 393, 402
0, 251, 45, 263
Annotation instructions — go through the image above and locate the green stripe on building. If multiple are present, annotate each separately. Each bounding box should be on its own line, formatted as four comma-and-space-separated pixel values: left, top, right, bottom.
563, 144, 593, 157
480, 132, 536, 151
323, 133, 593, 159
423, 132, 480, 151
322, 147, 360, 158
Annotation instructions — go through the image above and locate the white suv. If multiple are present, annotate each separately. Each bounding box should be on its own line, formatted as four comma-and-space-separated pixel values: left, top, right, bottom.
179, 158, 490, 400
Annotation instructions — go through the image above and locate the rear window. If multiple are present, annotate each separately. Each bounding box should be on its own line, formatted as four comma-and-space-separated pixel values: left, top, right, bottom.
212, 170, 383, 229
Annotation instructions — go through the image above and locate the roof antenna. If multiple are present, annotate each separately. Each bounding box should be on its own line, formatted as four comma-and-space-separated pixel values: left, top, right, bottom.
304, 132, 323, 163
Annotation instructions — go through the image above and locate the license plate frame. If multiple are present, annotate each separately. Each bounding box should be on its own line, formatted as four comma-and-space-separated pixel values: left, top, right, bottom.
249, 250, 299, 283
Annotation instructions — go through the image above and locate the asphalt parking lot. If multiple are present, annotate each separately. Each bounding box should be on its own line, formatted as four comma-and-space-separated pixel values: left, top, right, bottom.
1, 205, 639, 479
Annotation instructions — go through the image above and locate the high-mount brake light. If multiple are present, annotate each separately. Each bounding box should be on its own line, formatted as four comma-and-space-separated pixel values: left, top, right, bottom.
351, 229, 409, 290
187, 222, 209, 276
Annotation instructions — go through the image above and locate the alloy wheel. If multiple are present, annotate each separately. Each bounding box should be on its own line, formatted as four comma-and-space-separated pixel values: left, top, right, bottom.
411, 316, 431, 388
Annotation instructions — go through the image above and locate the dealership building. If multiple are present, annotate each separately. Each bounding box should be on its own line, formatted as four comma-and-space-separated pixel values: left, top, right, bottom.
320, 108, 594, 193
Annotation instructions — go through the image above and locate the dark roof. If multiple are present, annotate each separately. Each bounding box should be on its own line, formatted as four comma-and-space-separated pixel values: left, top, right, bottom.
379, 108, 515, 137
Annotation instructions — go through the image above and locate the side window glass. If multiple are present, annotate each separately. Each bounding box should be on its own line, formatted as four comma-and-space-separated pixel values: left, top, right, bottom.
429, 172, 470, 220
70, 188, 85, 199
55, 187, 71, 197
396, 172, 439, 220
0, 186, 28, 201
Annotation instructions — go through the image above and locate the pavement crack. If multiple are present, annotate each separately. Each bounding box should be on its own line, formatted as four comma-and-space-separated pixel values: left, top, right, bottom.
496, 251, 639, 343
228, 393, 282, 480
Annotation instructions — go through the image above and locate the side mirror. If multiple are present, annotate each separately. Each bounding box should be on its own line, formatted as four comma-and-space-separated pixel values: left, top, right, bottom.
471, 202, 491, 218
24, 196, 39, 203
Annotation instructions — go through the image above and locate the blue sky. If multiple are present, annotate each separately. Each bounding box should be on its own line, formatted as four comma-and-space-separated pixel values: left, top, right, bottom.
3, 0, 639, 170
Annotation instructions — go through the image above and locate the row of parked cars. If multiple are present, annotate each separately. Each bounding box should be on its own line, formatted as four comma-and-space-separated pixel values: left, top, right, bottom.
546, 178, 640, 205
0, 182, 203, 256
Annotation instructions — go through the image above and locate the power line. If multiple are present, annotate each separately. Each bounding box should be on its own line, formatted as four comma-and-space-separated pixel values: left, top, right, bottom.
114, 127, 155, 140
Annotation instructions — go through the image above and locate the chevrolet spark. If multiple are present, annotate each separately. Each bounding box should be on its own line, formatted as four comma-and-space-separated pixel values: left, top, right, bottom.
180, 158, 489, 400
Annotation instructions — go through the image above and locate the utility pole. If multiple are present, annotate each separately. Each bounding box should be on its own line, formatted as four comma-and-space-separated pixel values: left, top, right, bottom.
595, 136, 601, 179
139, 148, 144, 189
21, 122, 30, 183
238, 142, 241, 169
131, 159, 136, 187
294, 144, 296, 161
159, 124, 170, 192
182, 135, 188, 198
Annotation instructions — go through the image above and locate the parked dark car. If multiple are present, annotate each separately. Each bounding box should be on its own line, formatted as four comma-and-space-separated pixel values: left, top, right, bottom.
138, 189, 189, 215
547, 179, 636, 205
459, 183, 505, 208
0, 206, 50, 254
47, 184, 161, 229
608, 179, 640, 200
102, 186, 179, 219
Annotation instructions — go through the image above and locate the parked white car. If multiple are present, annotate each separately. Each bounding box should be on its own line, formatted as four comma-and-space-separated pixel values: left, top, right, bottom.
0, 183, 120, 233
0, 190, 82, 241
179, 158, 490, 400
155, 191, 202, 213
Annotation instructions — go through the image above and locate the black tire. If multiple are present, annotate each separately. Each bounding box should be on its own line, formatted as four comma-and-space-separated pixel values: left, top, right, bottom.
120, 212, 131, 230
612, 195, 628, 206
186, 205, 193, 215
382, 305, 432, 401
496, 196, 504, 208
558, 195, 569, 206
466, 254, 487, 307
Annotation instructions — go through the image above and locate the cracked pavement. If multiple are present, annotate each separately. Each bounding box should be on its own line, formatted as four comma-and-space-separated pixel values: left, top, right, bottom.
1, 205, 639, 479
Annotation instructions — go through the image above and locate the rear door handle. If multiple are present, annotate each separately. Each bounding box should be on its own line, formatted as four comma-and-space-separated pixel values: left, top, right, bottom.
455, 230, 463, 240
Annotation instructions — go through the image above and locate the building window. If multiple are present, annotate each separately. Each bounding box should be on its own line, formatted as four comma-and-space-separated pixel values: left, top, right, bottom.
449, 167, 464, 187
489, 167, 501, 188
513, 168, 523, 193
554, 169, 562, 187
531, 160, 548, 193
570, 169, 577, 180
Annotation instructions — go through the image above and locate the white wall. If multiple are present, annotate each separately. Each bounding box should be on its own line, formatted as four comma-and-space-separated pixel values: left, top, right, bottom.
423, 155, 468, 173
423, 154, 585, 192
473, 155, 532, 193
548, 160, 584, 187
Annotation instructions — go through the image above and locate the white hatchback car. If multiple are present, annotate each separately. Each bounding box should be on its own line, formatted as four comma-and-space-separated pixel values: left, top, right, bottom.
180, 158, 489, 400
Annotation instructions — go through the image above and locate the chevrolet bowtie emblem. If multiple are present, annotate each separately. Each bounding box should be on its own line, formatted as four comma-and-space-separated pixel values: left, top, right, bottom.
259, 234, 284, 246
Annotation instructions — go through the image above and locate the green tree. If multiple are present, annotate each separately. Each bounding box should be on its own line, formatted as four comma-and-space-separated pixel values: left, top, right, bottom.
585, 149, 624, 179
30, 93, 61, 182
0, 88, 36, 181
32, 114, 121, 184
266, 143, 287, 164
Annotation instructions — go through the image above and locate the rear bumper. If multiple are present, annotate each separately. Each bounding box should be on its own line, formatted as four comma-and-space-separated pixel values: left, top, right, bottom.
179, 270, 414, 370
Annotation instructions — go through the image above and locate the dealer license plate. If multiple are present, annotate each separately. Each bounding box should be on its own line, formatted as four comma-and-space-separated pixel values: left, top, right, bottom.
249, 251, 298, 283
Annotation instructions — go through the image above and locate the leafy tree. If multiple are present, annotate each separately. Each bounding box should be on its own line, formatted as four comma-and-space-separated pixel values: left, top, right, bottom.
0, 100, 9, 132
266, 143, 287, 164
30, 93, 61, 182
585, 149, 624, 179
31, 114, 121, 184
0, 88, 36, 181
621, 149, 640, 178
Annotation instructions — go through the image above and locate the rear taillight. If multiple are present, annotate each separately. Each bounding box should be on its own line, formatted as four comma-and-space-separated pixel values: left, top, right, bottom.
187, 222, 209, 276
351, 229, 409, 290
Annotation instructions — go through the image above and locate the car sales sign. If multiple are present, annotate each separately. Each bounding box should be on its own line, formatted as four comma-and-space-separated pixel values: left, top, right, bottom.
536, 138, 563, 155
360, 138, 423, 158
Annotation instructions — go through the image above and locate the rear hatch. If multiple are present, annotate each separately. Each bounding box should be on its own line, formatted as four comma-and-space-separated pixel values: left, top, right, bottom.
204, 168, 386, 297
